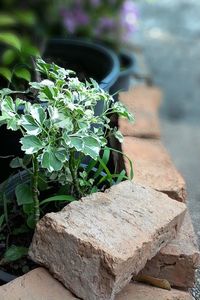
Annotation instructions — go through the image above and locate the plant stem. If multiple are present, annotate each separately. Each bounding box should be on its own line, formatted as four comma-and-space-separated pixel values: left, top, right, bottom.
69, 150, 82, 199
32, 155, 40, 225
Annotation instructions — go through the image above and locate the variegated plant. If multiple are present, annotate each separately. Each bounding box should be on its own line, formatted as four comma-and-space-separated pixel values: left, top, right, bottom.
0, 58, 133, 226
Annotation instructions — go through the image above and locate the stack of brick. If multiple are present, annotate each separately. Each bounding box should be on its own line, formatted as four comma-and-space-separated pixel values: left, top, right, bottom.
119, 85, 200, 292
0, 85, 199, 300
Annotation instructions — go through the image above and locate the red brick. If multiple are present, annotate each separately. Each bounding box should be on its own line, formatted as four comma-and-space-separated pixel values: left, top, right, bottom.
0, 268, 78, 300
119, 85, 161, 138
123, 136, 186, 202
138, 212, 200, 288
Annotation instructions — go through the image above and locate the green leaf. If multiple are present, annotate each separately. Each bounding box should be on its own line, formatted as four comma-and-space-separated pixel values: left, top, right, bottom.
116, 169, 127, 184
69, 137, 83, 151
15, 68, 31, 81
0, 32, 21, 50
20, 115, 41, 135
12, 224, 30, 235
21, 135, 44, 154
0, 214, 4, 228
83, 136, 101, 160
4, 245, 28, 262
114, 130, 123, 143
7, 118, 19, 131
23, 203, 34, 214
15, 10, 36, 26
26, 214, 35, 229
2, 49, 16, 65
10, 157, 23, 168
40, 195, 75, 206
0, 14, 16, 26
41, 149, 63, 172
30, 106, 46, 125
0, 67, 12, 81
15, 183, 33, 206
95, 148, 110, 179
55, 149, 68, 162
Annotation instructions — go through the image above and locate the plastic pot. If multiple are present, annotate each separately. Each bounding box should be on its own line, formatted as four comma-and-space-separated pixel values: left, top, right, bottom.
44, 38, 120, 116
110, 49, 136, 101
0, 40, 120, 182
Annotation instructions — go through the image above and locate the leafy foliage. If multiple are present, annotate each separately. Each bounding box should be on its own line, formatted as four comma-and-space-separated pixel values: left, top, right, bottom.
0, 9, 39, 87
0, 59, 134, 267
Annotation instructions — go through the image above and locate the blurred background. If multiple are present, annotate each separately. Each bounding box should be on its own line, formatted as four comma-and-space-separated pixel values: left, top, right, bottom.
134, 0, 200, 247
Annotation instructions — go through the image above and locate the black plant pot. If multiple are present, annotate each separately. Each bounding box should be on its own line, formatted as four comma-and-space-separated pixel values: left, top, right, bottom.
0, 39, 120, 183
110, 49, 136, 101
44, 38, 120, 115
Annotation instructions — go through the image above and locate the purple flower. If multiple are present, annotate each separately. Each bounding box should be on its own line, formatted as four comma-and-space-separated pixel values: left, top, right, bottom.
95, 17, 115, 36
120, 0, 139, 36
61, 7, 89, 34
90, 0, 101, 7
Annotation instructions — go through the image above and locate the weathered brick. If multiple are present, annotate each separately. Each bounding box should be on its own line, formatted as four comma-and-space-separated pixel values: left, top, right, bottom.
138, 212, 200, 288
0, 268, 78, 300
29, 181, 186, 300
119, 85, 161, 138
123, 137, 187, 202
116, 282, 193, 300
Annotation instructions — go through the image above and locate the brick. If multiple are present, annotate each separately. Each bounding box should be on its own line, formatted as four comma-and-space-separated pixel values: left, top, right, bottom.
123, 137, 187, 202
116, 282, 193, 300
29, 181, 186, 300
138, 212, 200, 288
119, 85, 161, 138
0, 267, 78, 300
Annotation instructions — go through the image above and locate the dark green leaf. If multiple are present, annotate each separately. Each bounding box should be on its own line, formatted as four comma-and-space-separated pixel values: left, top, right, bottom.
40, 195, 75, 206
0, 32, 21, 50
0, 67, 12, 81
0, 14, 16, 26
15, 183, 33, 206
0, 214, 4, 228
12, 224, 30, 235
15, 11, 36, 26
2, 49, 16, 65
26, 214, 35, 229
10, 157, 23, 168
94, 148, 110, 179
4, 245, 28, 262
15, 68, 31, 81
23, 203, 34, 214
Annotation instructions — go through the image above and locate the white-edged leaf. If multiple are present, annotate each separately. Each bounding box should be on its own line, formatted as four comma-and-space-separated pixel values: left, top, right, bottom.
83, 136, 101, 160
114, 130, 123, 143
20, 115, 41, 135
41, 149, 63, 172
30, 106, 46, 124
21, 135, 44, 154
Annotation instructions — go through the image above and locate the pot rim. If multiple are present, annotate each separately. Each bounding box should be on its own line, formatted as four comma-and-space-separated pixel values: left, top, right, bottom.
119, 49, 136, 76
45, 38, 120, 91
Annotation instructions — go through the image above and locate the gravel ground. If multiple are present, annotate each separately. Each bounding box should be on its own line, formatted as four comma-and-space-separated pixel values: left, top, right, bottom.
134, 1, 200, 298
